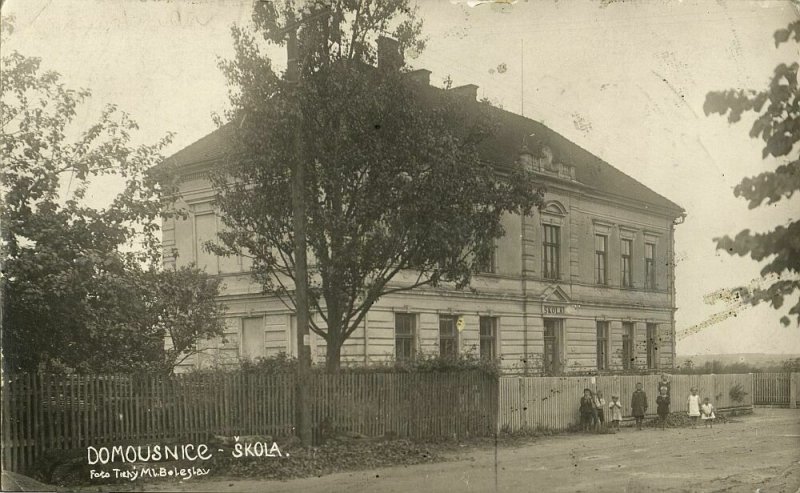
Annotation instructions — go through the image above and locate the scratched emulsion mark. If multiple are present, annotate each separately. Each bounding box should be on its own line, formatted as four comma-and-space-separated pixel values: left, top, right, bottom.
652, 70, 698, 118
449, 0, 519, 13
449, 0, 519, 7
676, 273, 793, 341
442, 3, 472, 40
572, 112, 592, 136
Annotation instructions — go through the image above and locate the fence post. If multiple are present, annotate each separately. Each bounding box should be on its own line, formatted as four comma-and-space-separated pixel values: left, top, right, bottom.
791, 373, 798, 409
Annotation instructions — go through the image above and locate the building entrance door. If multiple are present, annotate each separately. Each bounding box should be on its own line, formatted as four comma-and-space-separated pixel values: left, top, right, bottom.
543, 318, 562, 375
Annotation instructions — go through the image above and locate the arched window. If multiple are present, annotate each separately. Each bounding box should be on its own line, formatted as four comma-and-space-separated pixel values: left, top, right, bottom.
540, 201, 566, 280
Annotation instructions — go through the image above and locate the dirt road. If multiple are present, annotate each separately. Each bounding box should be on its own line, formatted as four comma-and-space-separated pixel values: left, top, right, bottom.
103, 409, 800, 493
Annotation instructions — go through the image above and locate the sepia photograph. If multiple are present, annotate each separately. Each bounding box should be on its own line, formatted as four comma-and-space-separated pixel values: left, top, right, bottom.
1, 0, 799, 491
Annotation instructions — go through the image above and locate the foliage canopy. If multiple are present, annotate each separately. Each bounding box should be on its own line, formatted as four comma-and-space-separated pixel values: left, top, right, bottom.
704, 21, 800, 327
1, 19, 226, 373
210, 0, 544, 371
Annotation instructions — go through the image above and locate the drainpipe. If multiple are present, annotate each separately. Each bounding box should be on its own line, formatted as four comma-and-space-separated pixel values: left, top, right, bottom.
671, 213, 685, 368
521, 213, 529, 376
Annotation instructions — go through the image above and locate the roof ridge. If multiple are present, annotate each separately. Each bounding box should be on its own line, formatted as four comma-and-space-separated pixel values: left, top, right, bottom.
156, 88, 683, 215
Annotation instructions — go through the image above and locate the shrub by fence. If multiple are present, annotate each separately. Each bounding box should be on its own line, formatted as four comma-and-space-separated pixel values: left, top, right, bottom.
498, 373, 754, 433
1, 371, 495, 473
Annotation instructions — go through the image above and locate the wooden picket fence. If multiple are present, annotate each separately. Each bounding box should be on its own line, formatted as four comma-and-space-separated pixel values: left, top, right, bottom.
498, 373, 755, 433
752, 372, 793, 406
1, 371, 496, 473
6, 370, 780, 474
309, 372, 496, 441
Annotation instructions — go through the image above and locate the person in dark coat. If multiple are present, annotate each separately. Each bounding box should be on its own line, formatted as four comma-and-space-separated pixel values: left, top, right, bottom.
656, 386, 670, 430
580, 388, 596, 432
631, 382, 648, 430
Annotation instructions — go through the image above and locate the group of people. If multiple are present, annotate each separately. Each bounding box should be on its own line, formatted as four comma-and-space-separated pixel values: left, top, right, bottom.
579, 374, 717, 432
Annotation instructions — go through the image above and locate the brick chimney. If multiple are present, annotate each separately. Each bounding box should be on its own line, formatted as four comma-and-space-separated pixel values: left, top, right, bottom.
377, 36, 403, 71
449, 84, 479, 101
406, 68, 432, 85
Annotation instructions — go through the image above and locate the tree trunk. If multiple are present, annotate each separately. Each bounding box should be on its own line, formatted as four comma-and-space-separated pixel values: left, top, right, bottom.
325, 340, 342, 373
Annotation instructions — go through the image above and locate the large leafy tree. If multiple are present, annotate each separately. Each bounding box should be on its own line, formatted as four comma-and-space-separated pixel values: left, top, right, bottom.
703, 21, 800, 327
1, 18, 225, 374
211, 0, 543, 372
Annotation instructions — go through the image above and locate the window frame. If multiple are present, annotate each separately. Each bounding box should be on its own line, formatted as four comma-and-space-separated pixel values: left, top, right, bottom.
646, 323, 658, 369
543, 318, 562, 375
621, 322, 635, 369
621, 239, 633, 288
596, 321, 610, 370
439, 315, 459, 358
479, 316, 498, 360
394, 313, 417, 362
595, 234, 608, 285
479, 242, 498, 274
645, 242, 656, 290
543, 224, 561, 280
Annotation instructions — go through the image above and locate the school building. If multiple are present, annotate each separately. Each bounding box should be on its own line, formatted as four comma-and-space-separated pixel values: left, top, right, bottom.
157, 41, 685, 375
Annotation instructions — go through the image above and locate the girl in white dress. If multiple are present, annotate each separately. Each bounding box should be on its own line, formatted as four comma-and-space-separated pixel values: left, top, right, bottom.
687, 387, 701, 428
700, 397, 716, 428
608, 394, 623, 430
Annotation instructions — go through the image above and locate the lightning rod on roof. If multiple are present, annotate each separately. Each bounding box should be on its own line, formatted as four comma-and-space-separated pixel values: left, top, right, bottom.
521, 39, 524, 117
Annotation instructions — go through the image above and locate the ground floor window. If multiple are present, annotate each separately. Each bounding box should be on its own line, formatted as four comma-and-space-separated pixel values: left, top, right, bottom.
241, 316, 266, 361
646, 323, 659, 369
439, 315, 459, 358
395, 313, 416, 361
543, 318, 562, 375
479, 316, 497, 360
596, 321, 610, 370
622, 322, 635, 369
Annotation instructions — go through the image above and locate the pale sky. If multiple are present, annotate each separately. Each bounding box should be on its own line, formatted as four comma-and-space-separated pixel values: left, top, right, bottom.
3, 0, 799, 356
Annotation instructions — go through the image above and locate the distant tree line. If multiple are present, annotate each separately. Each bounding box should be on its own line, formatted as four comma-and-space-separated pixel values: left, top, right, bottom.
674, 357, 800, 374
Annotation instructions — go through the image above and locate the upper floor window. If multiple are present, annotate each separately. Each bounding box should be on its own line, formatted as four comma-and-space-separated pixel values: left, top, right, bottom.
595, 234, 608, 285
395, 313, 416, 361
645, 243, 656, 290
543, 225, 561, 280
479, 243, 497, 274
621, 239, 633, 288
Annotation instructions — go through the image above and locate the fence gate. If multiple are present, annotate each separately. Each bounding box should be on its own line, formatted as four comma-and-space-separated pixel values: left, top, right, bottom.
752, 373, 791, 405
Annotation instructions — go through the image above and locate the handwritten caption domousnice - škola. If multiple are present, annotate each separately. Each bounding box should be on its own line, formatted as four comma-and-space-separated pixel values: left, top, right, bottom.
87, 437, 284, 482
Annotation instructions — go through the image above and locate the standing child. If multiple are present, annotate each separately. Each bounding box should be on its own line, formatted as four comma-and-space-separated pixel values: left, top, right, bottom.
700, 397, 716, 428
687, 387, 701, 428
608, 394, 623, 430
594, 391, 607, 430
656, 386, 670, 430
657, 373, 671, 398
631, 383, 648, 431
580, 388, 596, 432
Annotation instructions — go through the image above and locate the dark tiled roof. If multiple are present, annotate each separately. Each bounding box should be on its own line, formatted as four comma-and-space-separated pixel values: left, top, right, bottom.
159, 85, 683, 215
160, 121, 237, 170
478, 104, 684, 213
